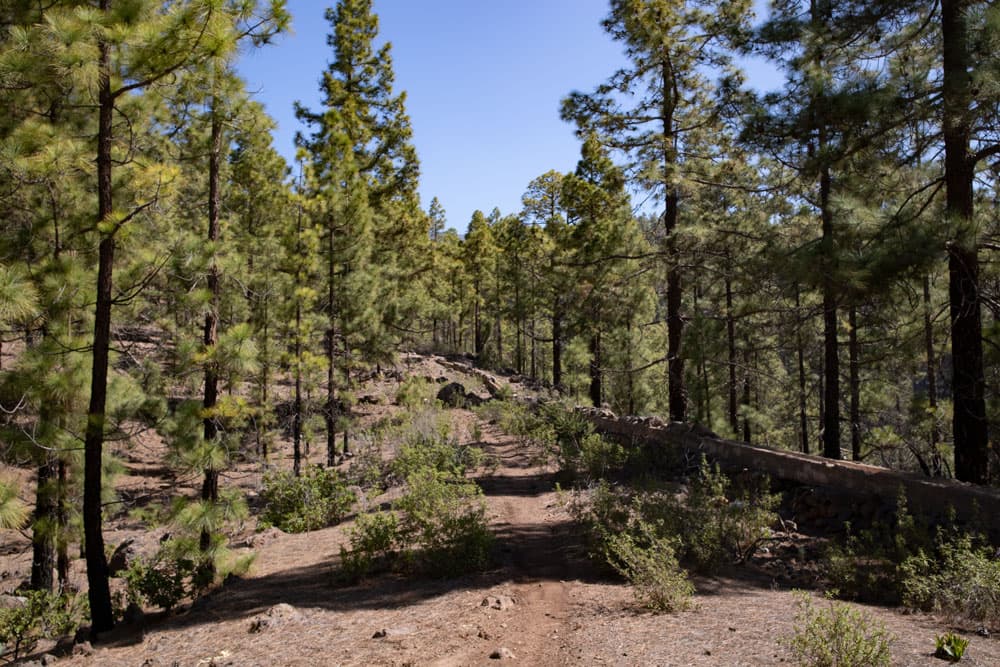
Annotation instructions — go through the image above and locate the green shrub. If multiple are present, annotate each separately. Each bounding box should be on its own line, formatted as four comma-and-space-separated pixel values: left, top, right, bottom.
564, 460, 779, 575
0, 590, 86, 661
654, 459, 779, 572
395, 468, 493, 576
340, 511, 401, 581
786, 591, 894, 667
260, 466, 356, 533
823, 489, 935, 604
395, 376, 435, 408
393, 436, 484, 481
900, 532, 1000, 627
605, 522, 693, 612
935, 632, 969, 662
122, 553, 193, 612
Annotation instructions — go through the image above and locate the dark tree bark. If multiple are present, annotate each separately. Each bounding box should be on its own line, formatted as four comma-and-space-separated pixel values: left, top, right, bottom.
942, 0, 989, 483
848, 305, 861, 461
552, 302, 563, 390
820, 159, 840, 460
199, 105, 222, 567
923, 276, 943, 475
589, 330, 602, 408
741, 332, 752, 444
83, 26, 115, 635
726, 275, 738, 435
29, 454, 56, 592
795, 285, 809, 454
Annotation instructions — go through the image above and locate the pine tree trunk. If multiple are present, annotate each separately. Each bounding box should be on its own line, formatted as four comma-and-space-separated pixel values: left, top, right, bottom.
942, 0, 988, 484
848, 305, 861, 461
552, 303, 563, 390
726, 275, 738, 435
742, 332, 751, 444
326, 213, 337, 468
292, 203, 304, 478
56, 458, 69, 589
820, 160, 840, 460
923, 275, 942, 475
30, 454, 56, 592
200, 104, 222, 567
589, 330, 601, 408
795, 285, 809, 454
84, 26, 115, 635
661, 61, 685, 423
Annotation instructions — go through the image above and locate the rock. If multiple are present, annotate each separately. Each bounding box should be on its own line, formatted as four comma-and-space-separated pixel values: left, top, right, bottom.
481, 595, 516, 611
72, 641, 93, 657
247, 603, 302, 633
241, 526, 284, 549
40, 654, 56, 666
371, 626, 416, 639
107, 538, 137, 576
437, 382, 468, 408
490, 647, 516, 660
0, 594, 26, 609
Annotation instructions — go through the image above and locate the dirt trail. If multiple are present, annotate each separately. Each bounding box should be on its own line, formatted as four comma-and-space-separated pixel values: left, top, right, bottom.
24, 355, 1000, 665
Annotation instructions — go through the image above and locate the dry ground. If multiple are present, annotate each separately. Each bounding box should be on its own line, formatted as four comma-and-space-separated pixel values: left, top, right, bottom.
3, 354, 999, 666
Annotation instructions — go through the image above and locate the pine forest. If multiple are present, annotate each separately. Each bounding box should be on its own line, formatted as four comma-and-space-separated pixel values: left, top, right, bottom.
1, 1, 1000, 664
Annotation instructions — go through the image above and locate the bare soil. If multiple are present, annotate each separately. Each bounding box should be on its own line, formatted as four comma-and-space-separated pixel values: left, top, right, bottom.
3, 354, 999, 666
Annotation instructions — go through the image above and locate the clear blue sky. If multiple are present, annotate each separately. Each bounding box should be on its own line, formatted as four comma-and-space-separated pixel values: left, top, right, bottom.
236, 0, 775, 234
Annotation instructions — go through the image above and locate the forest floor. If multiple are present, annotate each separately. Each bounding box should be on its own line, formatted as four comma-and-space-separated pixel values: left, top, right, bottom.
3, 353, 1000, 666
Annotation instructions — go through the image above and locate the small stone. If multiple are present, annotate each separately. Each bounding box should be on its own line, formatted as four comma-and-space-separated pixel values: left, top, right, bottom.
40, 654, 56, 666
72, 641, 93, 657
490, 647, 516, 660
481, 595, 516, 611
372, 629, 387, 639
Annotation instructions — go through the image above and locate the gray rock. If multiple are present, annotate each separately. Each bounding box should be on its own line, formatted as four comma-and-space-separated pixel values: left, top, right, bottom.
481, 595, 516, 611
490, 647, 516, 659
247, 603, 302, 633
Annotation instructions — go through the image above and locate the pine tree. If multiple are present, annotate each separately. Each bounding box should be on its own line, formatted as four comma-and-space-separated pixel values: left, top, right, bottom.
563, 0, 753, 422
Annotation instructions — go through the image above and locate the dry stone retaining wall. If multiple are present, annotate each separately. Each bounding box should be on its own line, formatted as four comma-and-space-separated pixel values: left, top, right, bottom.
579, 409, 1000, 537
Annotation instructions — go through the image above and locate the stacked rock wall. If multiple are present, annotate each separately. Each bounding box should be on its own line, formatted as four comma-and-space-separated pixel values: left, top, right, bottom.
579, 409, 1000, 537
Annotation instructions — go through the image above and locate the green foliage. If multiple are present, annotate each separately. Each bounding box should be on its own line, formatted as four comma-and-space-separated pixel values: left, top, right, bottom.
564, 460, 779, 577
395, 376, 436, 409
339, 511, 400, 581
392, 423, 484, 481
674, 460, 780, 570
121, 554, 193, 613
0, 480, 28, 530
899, 532, 1000, 627
0, 590, 86, 661
786, 591, 894, 667
934, 632, 970, 662
605, 521, 693, 612
259, 466, 356, 533
394, 468, 493, 576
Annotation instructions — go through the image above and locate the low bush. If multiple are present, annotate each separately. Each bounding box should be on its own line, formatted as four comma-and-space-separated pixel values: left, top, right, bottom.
395, 468, 493, 576
605, 521, 693, 612
900, 532, 1000, 628
340, 511, 401, 581
395, 376, 435, 408
260, 466, 356, 533
786, 591, 894, 667
0, 590, 86, 661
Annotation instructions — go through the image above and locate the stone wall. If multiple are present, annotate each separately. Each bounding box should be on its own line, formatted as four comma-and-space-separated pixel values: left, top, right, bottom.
580, 409, 1000, 537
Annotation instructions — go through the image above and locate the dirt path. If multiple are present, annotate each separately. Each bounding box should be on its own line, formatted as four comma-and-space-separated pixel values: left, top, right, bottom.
26, 356, 1000, 665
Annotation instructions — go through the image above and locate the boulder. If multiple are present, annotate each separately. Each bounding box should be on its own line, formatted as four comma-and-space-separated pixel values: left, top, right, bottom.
436, 382, 468, 408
